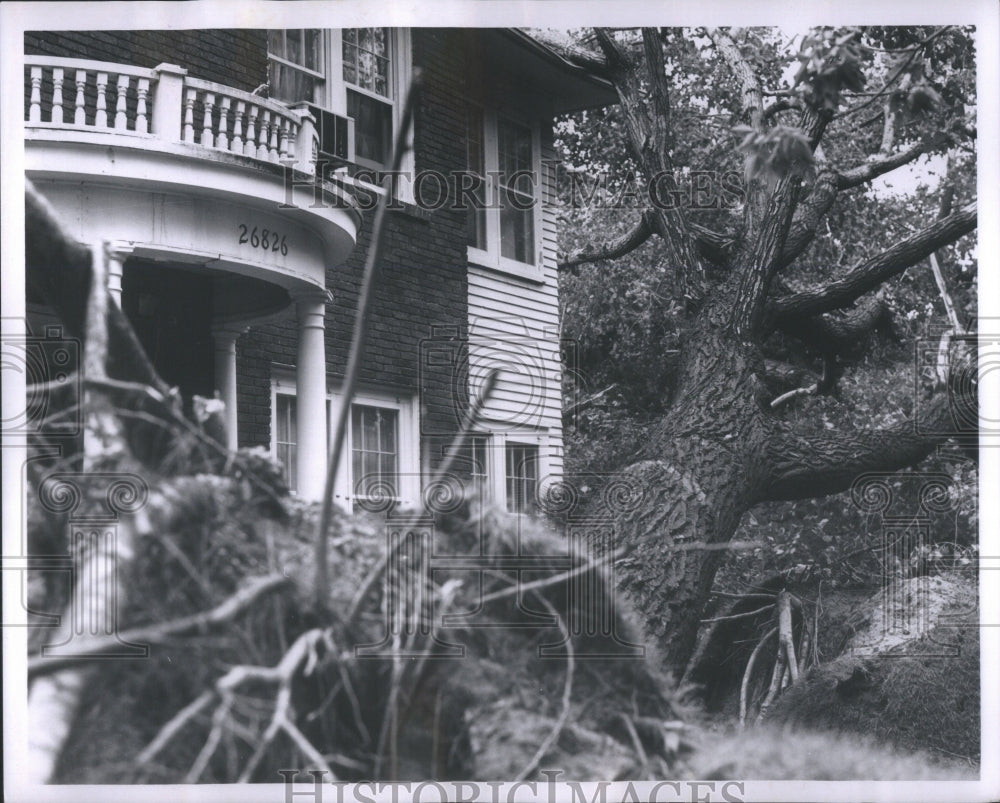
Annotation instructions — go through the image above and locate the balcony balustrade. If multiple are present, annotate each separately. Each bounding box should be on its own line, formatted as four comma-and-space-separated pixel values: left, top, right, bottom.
25, 56, 318, 174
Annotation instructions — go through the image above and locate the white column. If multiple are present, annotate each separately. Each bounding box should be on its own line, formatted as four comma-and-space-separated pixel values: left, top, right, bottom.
106, 243, 132, 307
294, 290, 329, 501
211, 326, 244, 450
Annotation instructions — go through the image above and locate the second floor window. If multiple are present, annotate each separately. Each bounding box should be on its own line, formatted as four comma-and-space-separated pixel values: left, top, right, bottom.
268, 29, 324, 104
497, 118, 535, 265
343, 28, 393, 169
466, 106, 540, 278
266, 28, 407, 174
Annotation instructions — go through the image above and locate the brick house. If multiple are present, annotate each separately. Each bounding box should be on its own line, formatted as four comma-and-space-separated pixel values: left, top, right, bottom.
24, 28, 614, 511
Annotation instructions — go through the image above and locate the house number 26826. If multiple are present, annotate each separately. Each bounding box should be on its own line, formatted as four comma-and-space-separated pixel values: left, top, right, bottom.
238, 224, 288, 256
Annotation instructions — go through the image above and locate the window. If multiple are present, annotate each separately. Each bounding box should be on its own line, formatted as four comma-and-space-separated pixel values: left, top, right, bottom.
266, 28, 411, 180
469, 435, 491, 501
275, 392, 297, 490
343, 28, 394, 169
464, 105, 487, 252
464, 432, 548, 513
351, 404, 398, 501
271, 375, 417, 508
268, 29, 324, 104
497, 119, 536, 265
505, 443, 538, 514
465, 107, 541, 277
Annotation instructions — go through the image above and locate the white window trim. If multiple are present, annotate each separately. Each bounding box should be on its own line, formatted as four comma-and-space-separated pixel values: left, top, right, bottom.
331, 28, 415, 202
466, 108, 544, 282
271, 370, 419, 508
269, 28, 415, 204
330, 387, 419, 510
472, 430, 550, 513
268, 30, 326, 78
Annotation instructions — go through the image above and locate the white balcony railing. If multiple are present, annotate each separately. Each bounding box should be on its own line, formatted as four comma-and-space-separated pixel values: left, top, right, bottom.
25, 56, 318, 173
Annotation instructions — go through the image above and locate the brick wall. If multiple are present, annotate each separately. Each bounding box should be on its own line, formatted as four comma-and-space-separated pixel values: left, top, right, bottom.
25, 30, 268, 92
238, 29, 472, 471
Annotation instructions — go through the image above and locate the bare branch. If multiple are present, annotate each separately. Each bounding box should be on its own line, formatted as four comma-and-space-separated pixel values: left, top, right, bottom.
770, 385, 817, 409
560, 48, 613, 80
770, 202, 976, 321
29, 575, 292, 679
316, 74, 421, 613
740, 626, 776, 728
691, 223, 737, 266
775, 171, 840, 270
592, 27, 630, 71
878, 100, 898, 153
558, 212, 655, 273
591, 27, 704, 293
514, 593, 574, 783
763, 360, 821, 394
778, 293, 892, 356
837, 136, 949, 190
708, 28, 764, 132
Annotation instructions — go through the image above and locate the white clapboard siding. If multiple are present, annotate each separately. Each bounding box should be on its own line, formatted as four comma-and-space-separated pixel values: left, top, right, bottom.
468, 129, 564, 481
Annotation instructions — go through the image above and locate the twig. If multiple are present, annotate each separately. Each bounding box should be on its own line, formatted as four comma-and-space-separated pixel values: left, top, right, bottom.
315, 72, 423, 613
619, 713, 648, 772
224, 629, 335, 782
342, 368, 499, 629
185, 695, 233, 783
337, 663, 372, 745
29, 575, 290, 678
739, 626, 776, 728
137, 690, 214, 766
710, 591, 778, 601
700, 603, 775, 624
771, 384, 817, 409
514, 593, 575, 782
757, 620, 788, 723
778, 591, 799, 684
474, 551, 624, 608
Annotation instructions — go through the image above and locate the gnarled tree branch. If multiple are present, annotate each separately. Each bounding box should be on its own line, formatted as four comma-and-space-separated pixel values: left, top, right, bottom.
558, 211, 655, 273
762, 391, 972, 502
838, 135, 950, 190
777, 293, 892, 356
769, 202, 976, 322
592, 27, 703, 293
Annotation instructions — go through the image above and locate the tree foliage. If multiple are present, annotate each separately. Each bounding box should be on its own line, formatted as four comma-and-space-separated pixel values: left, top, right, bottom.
547, 25, 977, 675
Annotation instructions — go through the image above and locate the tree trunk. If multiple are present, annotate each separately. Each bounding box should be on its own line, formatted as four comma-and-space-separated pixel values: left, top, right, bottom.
601, 287, 968, 679
604, 292, 772, 679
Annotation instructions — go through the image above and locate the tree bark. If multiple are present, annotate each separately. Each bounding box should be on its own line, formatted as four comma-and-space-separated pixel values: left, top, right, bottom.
770, 203, 976, 321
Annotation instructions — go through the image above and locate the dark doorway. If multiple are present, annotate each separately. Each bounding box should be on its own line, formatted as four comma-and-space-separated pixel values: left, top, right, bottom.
122, 260, 215, 412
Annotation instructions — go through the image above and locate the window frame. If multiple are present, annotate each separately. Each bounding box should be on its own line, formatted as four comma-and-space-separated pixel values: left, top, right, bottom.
266, 28, 415, 200
504, 440, 539, 515
336, 389, 418, 510
468, 431, 550, 514
271, 372, 418, 508
340, 27, 396, 172
465, 105, 544, 282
